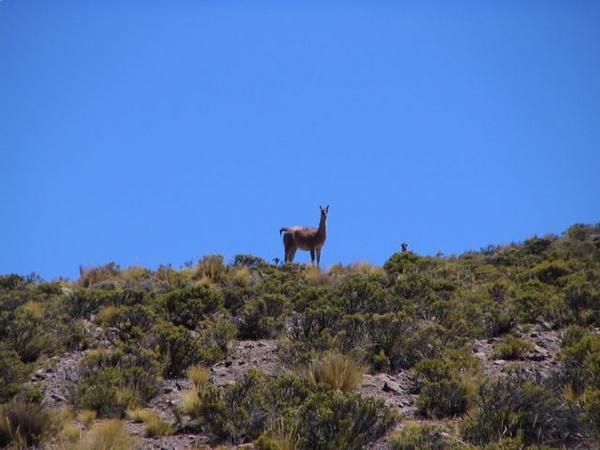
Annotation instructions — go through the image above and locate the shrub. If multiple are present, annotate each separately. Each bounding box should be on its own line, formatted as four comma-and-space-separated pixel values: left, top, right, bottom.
581, 387, 600, 439
5, 308, 60, 362
462, 372, 580, 445
298, 391, 398, 450
306, 351, 366, 393
76, 348, 161, 417
559, 329, 600, 393
492, 335, 535, 360
154, 322, 205, 377
0, 349, 29, 402
163, 285, 224, 329
390, 423, 459, 450
197, 370, 311, 443
233, 254, 269, 269
239, 294, 289, 339
0, 401, 55, 448
197, 318, 237, 364
416, 379, 470, 418
70, 289, 146, 318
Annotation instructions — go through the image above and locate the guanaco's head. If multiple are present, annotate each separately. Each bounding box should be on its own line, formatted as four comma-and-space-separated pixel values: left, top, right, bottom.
320, 205, 329, 220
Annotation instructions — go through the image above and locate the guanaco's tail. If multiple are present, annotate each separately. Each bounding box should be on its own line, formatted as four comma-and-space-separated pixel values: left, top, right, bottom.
280, 227, 289, 235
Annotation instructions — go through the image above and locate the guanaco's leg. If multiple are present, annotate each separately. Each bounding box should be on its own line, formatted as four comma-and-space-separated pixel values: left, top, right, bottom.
310, 249, 315, 265
288, 247, 297, 263
316, 248, 321, 267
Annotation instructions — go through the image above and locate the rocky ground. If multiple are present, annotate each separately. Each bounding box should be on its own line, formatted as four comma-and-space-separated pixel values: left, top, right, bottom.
29, 321, 576, 450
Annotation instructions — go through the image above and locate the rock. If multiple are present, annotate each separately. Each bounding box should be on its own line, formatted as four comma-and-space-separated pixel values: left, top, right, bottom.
382, 381, 402, 395
493, 360, 506, 366
224, 360, 233, 367
51, 393, 66, 402
527, 346, 549, 361
535, 316, 553, 331
530, 332, 539, 338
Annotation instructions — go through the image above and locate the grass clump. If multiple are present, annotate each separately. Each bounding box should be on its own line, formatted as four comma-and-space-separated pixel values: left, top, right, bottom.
390, 423, 460, 450
0, 401, 55, 448
77, 409, 97, 428
78, 419, 136, 450
187, 365, 210, 389
307, 351, 366, 393
255, 417, 300, 450
492, 335, 535, 360
126, 408, 173, 437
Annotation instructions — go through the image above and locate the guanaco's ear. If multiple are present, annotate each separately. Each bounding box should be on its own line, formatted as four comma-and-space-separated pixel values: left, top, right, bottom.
326, 205, 329, 212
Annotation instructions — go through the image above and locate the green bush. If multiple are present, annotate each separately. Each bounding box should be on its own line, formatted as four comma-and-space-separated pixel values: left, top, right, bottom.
298, 390, 397, 450
462, 372, 580, 445
559, 329, 600, 393
492, 335, 534, 360
70, 288, 146, 318
163, 285, 223, 329
76, 348, 161, 417
416, 379, 470, 418
197, 370, 311, 443
239, 294, 289, 339
0, 349, 29, 402
152, 322, 205, 377
582, 387, 600, 439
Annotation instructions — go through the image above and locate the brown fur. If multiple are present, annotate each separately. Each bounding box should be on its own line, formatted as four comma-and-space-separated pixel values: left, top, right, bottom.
280, 206, 328, 266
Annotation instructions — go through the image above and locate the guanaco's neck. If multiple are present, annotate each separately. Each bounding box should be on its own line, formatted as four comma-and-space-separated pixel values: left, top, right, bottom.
317, 214, 327, 240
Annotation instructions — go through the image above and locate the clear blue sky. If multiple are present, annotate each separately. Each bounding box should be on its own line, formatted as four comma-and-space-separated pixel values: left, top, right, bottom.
1, 1, 599, 280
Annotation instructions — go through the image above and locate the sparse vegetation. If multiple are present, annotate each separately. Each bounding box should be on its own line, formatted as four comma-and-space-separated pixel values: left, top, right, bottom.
0, 224, 599, 448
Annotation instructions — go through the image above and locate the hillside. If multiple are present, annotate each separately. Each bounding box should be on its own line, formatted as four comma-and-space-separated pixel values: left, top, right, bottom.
1, 223, 599, 449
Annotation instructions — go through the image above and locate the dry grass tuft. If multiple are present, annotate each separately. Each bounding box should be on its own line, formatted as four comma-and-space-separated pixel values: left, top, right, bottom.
256, 417, 299, 450
143, 413, 173, 437
79, 263, 120, 287
0, 401, 55, 448
125, 408, 155, 423
23, 300, 44, 319
95, 305, 123, 324
120, 266, 150, 282
303, 266, 328, 285
231, 266, 252, 287
197, 255, 225, 283
77, 410, 97, 429
187, 365, 210, 390
307, 351, 366, 393
126, 408, 173, 437
78, 419, 136, 450
178, 389, 202, 417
